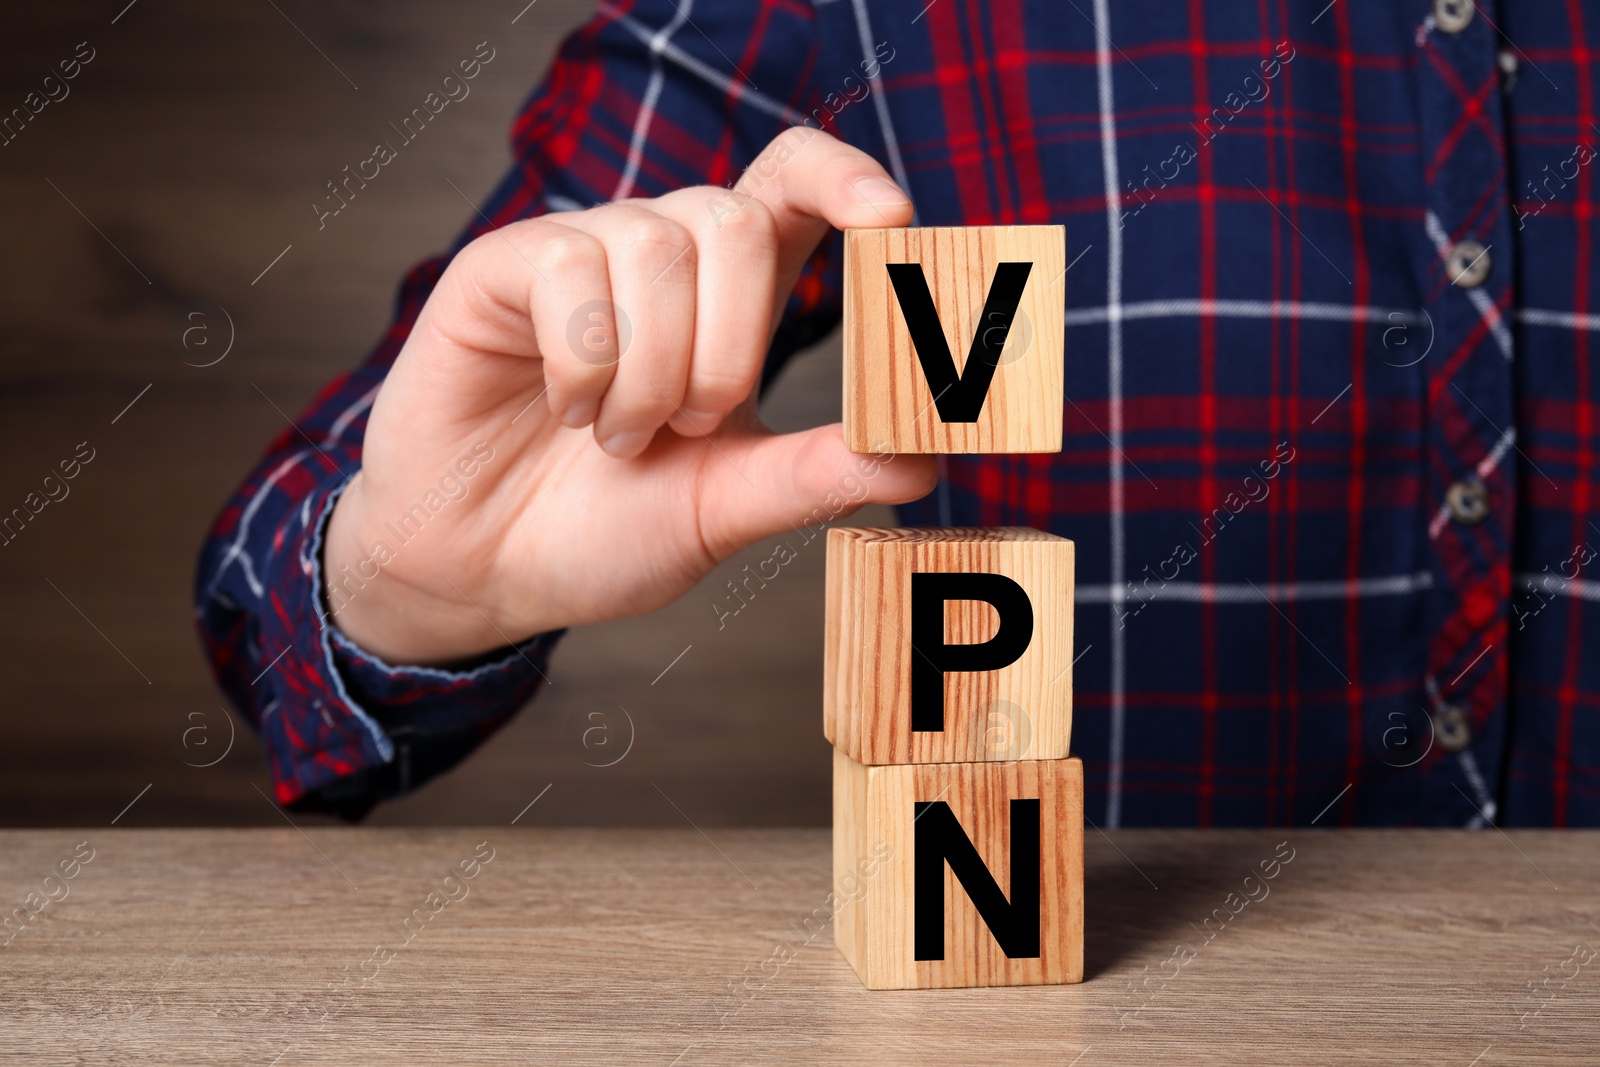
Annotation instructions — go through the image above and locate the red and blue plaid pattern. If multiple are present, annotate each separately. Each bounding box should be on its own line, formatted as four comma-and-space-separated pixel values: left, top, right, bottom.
197, 0, 1600, 825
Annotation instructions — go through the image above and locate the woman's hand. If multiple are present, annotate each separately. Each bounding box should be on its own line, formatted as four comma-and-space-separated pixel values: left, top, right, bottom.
321, 128, 936, 664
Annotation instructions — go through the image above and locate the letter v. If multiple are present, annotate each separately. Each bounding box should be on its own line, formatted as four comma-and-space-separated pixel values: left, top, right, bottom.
886, 261, 1033, 422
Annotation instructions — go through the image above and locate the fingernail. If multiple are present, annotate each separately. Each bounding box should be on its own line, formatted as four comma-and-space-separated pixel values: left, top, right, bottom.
852, 176, 910, 207
600, 431, 648, 458
560, 399, 598, 428
676, 408, 719, 431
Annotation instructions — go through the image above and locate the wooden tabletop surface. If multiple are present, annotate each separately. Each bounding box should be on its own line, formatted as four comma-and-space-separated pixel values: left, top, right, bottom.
2, 828, 1596, 1064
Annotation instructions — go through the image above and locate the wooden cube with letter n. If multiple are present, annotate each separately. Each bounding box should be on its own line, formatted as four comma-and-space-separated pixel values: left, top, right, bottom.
833, 750, 1084, 989
844, 225, 1065, 454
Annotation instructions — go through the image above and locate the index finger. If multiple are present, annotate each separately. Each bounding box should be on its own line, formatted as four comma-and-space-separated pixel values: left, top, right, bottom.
729, 127, 915, 288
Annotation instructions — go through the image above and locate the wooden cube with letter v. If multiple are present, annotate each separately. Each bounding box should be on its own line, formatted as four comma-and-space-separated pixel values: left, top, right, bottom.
843, 225, 1065, 454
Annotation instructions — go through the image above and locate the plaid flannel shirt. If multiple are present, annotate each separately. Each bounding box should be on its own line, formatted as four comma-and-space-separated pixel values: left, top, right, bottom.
197, 0, 1600, 826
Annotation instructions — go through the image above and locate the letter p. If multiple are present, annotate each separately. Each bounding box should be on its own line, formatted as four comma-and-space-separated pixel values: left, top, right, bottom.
910, 572, 1034, 733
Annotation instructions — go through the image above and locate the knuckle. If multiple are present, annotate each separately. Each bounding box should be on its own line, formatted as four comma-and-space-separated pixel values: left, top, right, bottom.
735, 128, 821, 196
622, 218, 696, 274
773, 124, 823, 155
454, 230, 516, 284
712, 194, 779, 250
820, 147, 868, 189
530, 227, 604, 278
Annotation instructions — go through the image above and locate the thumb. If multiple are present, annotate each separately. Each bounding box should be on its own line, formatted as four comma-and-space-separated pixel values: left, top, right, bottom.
699, 425, 938, 559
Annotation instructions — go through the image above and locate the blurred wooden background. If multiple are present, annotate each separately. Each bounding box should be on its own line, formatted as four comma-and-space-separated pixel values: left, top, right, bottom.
0, 0, 880, 828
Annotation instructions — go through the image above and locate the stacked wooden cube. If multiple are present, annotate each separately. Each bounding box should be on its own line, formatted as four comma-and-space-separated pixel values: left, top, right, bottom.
829, 225, 1082, 989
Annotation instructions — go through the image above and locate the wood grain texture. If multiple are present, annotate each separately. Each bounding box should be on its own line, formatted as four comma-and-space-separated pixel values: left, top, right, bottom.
843, 225, 1065, 454
824, 527, 1074, 766
833, 750, 1083, 990
2, 828, 1598, 1064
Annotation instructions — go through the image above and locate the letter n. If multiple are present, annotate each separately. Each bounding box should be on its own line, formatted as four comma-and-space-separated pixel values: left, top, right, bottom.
913, 798, 1041, 960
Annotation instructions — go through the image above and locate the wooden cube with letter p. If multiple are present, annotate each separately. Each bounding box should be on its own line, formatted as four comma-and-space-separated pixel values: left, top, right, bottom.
833, 749, 1084, 989
824, 527, 1074, 767
844, 225, 1065, 454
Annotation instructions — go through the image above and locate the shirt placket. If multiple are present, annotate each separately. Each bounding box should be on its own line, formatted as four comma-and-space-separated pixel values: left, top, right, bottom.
1414, 0, 1517, 821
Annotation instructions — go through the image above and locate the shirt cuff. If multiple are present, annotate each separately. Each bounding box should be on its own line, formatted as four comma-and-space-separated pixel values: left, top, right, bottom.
255, 478, 559, 818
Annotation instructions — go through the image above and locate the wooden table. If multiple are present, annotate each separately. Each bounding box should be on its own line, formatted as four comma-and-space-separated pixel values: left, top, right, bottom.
2, 829, 1596, 1064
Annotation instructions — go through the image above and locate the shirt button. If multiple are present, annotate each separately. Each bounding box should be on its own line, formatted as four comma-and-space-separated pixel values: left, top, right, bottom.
1433, 704, 1471, 754
1434, 0, 1475, 34
1446, 478, 1489, 525
1447, 240, 1492, 288
1498, 49, 1519, 92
